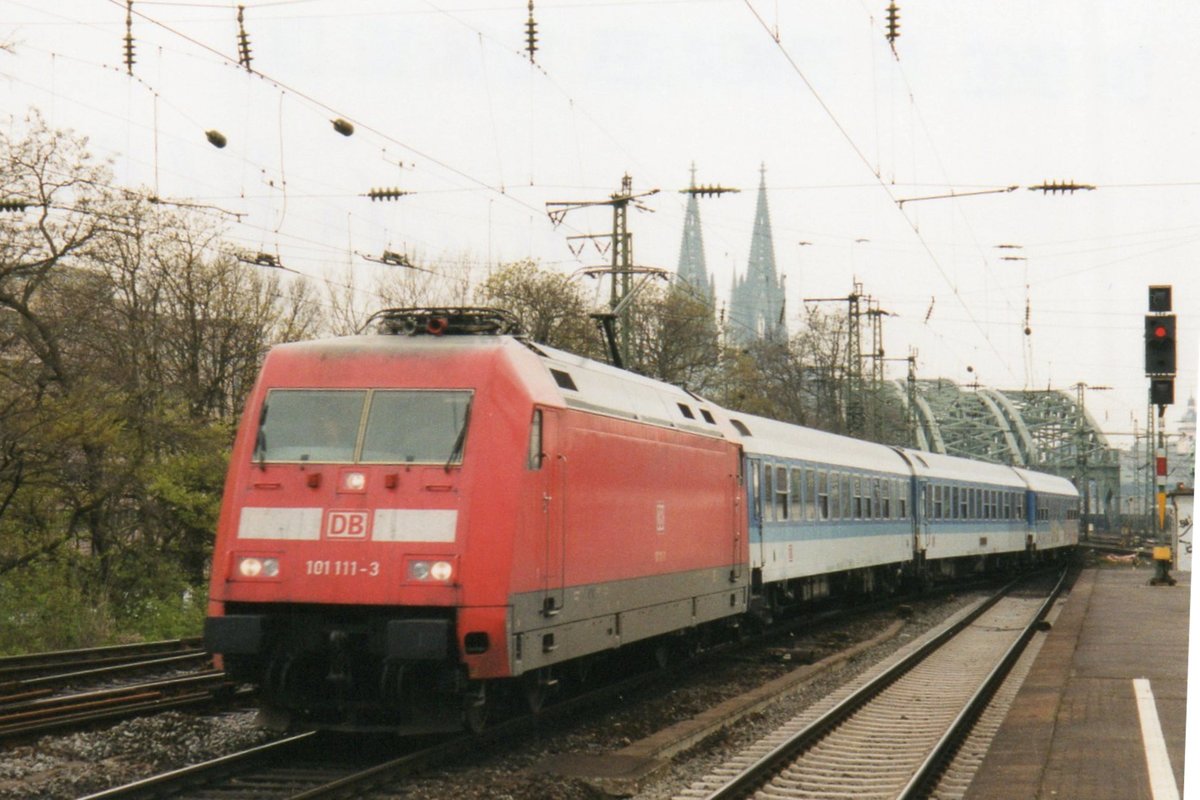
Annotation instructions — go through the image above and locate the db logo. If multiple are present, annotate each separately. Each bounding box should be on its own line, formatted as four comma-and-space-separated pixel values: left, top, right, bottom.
326, 510, 369, 539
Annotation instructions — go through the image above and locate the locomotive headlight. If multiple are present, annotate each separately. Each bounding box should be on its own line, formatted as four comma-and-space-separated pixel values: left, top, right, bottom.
342, 471, 366, 492
406, 559, 454, 582
236, 556, 280, 579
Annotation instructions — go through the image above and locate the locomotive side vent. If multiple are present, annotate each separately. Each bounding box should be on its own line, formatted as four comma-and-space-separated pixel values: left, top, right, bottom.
366, 307, 523, 337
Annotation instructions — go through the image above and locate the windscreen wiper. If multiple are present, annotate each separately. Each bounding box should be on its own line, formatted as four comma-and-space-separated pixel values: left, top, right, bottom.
444, 402, 472, 472
254, 402, 269, 470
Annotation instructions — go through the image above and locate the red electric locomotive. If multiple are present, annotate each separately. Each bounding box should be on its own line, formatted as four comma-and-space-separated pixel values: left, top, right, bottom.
205, 308, 750, 731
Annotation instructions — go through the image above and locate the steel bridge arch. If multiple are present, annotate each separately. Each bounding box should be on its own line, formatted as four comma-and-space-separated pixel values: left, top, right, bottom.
896, 380, 1121, 529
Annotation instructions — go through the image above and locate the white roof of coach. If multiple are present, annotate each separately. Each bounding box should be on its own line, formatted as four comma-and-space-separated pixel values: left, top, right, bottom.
1013, 467, 1080, 498
898, 448, 1025, 488
715, 412, 910, 473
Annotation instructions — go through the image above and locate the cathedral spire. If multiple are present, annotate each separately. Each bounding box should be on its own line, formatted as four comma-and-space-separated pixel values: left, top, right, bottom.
729, 164, 786, 342
676, 162, 713, 303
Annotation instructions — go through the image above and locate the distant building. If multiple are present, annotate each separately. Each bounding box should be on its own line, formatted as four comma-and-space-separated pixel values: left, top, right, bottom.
729, 165, 786, 344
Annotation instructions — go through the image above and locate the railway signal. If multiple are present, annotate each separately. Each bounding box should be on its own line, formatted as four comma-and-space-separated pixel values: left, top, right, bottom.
1144, 314, 1177, 376
1144, 284, 1177, 535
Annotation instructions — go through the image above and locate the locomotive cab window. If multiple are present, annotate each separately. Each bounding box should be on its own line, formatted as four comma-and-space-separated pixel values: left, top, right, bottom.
361, 391, 472, 464
257, 389, 473, 465
256, 390, 365, 463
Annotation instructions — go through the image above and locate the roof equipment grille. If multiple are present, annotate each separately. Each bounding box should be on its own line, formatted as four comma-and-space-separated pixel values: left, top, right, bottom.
367, 307, 523, 337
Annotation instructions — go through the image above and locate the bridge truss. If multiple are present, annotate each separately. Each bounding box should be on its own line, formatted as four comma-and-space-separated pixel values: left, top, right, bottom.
891, 379, 1121, 530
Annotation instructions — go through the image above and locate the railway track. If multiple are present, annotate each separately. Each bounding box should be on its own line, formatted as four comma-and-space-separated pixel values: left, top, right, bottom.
0, 638, 240, 741
677, 569, 1069, 800
0, 638, 211, 703
77, 631, 723, 800
0, 671, 243, 742
0, 638, 205, 684
64, 582, 1014, 799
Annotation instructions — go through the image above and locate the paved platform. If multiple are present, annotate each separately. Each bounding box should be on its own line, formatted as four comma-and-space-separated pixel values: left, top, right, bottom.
966, 566, 1189, 800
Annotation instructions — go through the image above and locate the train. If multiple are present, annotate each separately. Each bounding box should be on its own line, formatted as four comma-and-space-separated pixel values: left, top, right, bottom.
204, 307, 1078, 733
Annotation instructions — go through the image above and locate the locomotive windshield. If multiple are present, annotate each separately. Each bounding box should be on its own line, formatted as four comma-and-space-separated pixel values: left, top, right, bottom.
256, 389, 473, 464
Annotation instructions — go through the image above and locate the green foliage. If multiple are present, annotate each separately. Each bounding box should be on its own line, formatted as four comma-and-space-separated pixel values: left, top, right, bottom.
0, 558, 115, 654
0, 112, 318, 653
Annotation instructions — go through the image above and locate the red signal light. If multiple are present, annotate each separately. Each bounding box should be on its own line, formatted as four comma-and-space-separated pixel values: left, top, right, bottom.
1145, 313, 1177, 377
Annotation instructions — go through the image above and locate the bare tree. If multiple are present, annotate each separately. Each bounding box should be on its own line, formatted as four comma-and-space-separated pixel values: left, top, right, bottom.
475, 259, 602, 356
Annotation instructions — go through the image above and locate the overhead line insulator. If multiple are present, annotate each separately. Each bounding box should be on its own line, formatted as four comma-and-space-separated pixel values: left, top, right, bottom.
525, 0, 538, 62
237, 5, 253, 72
1028, 180, 1096, 194
0, 199, 29, 213
885, 1, 901, 44
680, 184, 740, 198
366, 187, 412, 201
124, 1, 136, 75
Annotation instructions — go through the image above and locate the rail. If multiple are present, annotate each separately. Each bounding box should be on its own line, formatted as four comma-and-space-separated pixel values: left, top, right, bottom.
699, 569, 1069, 800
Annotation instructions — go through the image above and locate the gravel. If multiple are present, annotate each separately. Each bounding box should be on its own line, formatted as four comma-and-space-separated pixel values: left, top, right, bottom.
0, 710, 272, 799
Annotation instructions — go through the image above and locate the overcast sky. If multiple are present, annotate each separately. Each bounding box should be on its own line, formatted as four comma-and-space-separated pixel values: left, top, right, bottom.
2, 0, 1198, 448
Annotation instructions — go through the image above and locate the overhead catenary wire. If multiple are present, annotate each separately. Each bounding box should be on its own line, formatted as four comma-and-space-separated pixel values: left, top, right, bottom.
742, 0, 1023, 384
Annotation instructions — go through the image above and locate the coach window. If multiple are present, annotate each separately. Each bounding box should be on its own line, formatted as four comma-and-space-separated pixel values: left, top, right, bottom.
1003, 492, 1011, 520
817, 471, 830, 520
791, 468, 804, 521
834, 474, 843, 519
843, 474, 853, 519
934, 485, 944, 520
951, 486, 959, 519
897, 481, 908, 519
806, 468, 817, 521
960, 488, 969, 519
828, 473, 840, 520
853, 477, 863, 519
881, 480, 891, 519
527, 409, 543, 469
776, 466, 789, 520
762, 464, 775, 522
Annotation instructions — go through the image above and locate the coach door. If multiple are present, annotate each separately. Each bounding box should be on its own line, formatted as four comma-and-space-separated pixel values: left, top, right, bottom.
747, 456, 765, 569
537, 408, 566, 617
729, 450, 746, 581
914, 479, 930, 554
